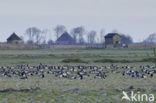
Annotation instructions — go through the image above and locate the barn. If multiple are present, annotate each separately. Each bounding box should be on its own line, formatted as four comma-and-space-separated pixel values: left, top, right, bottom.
56, 32, 75, 45
105, 33, 122, 48
7, 33, 22, 44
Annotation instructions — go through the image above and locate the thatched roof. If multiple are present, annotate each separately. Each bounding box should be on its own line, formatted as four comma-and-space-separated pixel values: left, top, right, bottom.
7, 33, 21, 41
56, 32, 74, 42
105, 33, 120, 38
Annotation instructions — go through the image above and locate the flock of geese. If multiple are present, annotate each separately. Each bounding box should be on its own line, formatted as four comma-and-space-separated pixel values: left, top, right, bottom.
0, 64, 155, 79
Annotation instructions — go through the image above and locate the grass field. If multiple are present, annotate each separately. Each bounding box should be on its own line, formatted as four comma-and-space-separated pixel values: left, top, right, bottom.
0, 48, 156, 103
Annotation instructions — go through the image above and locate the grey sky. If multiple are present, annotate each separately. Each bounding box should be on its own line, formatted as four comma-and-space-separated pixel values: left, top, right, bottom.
0, 0, 156, 42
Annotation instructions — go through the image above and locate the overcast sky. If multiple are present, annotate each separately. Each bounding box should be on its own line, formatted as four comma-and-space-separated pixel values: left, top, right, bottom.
0, 0, 156, 42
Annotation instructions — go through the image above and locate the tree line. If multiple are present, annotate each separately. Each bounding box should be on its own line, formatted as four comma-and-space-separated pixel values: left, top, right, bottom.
22, 25, 156, 45
24, 25, 105, 45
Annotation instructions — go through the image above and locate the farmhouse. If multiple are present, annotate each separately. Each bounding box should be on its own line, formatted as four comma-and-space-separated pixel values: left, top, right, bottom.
56, 32, 75, 45
105, 33, 122, 48
7, 32, 22, 44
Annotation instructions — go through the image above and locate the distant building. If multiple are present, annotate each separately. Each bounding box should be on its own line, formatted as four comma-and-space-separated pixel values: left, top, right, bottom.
7, 33, 22, 44
56, 32, 75, 45
105, 33, 122, 48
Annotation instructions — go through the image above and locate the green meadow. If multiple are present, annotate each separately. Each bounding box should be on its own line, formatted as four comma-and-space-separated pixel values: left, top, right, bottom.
0, 48, 156, 103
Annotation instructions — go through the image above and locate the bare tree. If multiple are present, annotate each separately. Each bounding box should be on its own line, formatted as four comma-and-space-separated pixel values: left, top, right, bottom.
100, 29, 105, 44
25, 27, 42, 44
143, 33, 156, 44
25, 27, 36, 41
41, 29, 50, 44
54, 25, 66, 40
70, 29, 77, 43
87, 30, 96, 44
71, 26, 85, 44
35, 33, 42, 44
